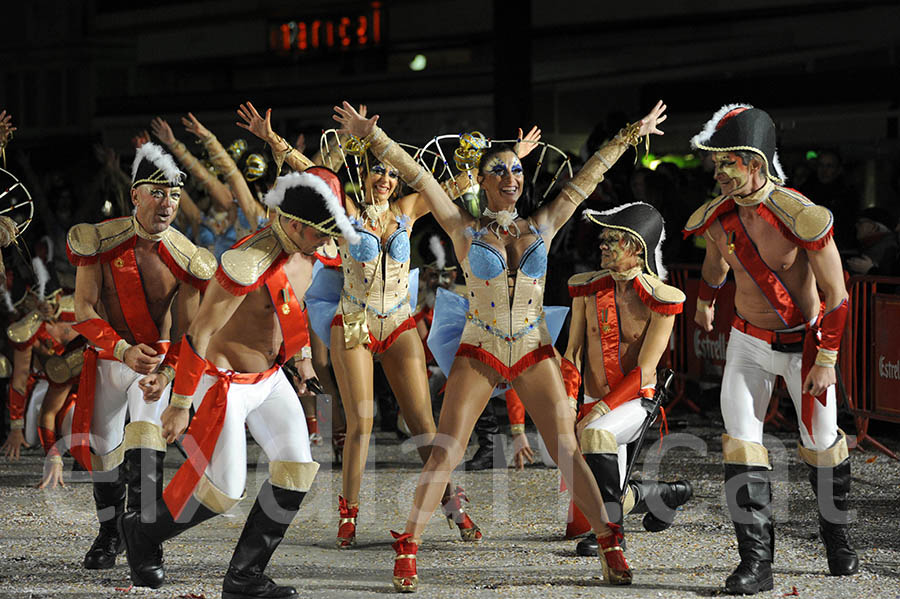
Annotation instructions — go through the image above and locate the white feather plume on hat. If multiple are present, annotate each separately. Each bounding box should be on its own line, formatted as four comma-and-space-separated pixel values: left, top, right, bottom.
31, 256, 50, 301
428, 235, 446, 270
264, 170, 361, 244
131, 142, 185, 185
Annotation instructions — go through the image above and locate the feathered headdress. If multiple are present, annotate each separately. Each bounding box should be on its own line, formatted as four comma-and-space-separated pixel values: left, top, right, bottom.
131, 142, 185, 188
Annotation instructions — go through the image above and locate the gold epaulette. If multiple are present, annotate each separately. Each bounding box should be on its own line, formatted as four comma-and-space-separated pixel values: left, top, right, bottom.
160, 227, 217, 283
0, 355, 12, 378
683, 194, 731, 237
66, 217, 135, 264
763, 186, 833, 246
219, 227, 284, 290
567, 270, 612, 297
7, 311, 43, 346
45, 348, 84, 384
633, 273, 685, 315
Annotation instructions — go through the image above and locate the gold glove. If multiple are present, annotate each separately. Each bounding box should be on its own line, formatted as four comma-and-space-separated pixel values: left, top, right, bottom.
363, 127, 429, 192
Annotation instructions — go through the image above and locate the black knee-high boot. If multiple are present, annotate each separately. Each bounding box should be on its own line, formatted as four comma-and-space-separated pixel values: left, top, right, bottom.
464, 401, 503, 471
125, 448, 166, 521
628, 479, 694, 532
119, 495, 218, 588
83, 464, 126, 569
576, 452, 622, 557
809, 459, 858, 576
222, 480, 307, 599
724, 464, 774, 595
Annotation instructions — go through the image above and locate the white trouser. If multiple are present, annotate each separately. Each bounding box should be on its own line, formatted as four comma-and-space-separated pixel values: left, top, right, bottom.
24, 379, 49, 447
582, 393, 652, 487
190, 368, 313, 500
90, 357, 171, 457
721, 327, 837, 451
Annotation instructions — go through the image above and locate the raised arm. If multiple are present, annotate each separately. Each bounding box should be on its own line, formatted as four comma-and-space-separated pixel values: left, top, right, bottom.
236, 102, 317, 174
694, 230, 730, 332
333, 102, 474, 256
151, 116, 234, 212
183, 112, 263, 228
533, 101, 667, 238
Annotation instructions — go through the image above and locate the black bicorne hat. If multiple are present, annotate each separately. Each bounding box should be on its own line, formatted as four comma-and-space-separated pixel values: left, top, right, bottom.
263, 167, 360, 244
583, 202, 667, 280
131, 142, 185, 188
690, 104, 786, 184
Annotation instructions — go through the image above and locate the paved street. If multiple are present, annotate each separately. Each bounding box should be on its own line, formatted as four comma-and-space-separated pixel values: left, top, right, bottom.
1, 413, 898, 598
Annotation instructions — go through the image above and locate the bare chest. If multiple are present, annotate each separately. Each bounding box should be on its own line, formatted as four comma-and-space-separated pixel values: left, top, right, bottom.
715, 210, 801, 274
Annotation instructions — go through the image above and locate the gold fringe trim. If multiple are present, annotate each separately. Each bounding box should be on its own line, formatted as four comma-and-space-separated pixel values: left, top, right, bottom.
722, 434, 770, 468
123, 421, 167, 453
194, 474, 243, 514
580, 428, 618, 454
798, 429, 849, 468
269, 460, 319, 492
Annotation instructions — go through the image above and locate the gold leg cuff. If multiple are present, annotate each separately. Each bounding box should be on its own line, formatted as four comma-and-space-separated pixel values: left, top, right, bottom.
798, 429, 849, 468
123, 421, 167, 453
622, 484, 636, 516
722, 434, 770, 468
91, 443, 125, 472
270, 460, 320, 492
580, 428, 618, 454
194, 474, 243, 514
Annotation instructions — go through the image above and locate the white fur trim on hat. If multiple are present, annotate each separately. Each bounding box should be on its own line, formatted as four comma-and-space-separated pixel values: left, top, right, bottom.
428, 235, 446, 269
771, 150, 786, 183
689, 103, 753, 149
41, 235, 54, 262
264, 171, 361, 244
583, 202, 667, 281
1, 287, 14, 313
131, 141, 185, 185
31, 256, 50, 301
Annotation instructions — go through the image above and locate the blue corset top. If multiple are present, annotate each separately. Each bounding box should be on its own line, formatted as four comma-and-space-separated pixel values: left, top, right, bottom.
348, 226, 410, 264
468, 235, 547, 280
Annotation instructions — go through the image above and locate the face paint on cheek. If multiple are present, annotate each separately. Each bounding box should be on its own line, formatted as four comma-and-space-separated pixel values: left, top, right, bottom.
715, 158, 748, 189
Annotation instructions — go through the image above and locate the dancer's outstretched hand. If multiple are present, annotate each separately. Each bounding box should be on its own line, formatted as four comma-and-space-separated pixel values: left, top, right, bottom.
638, 100, 667, 137
236, 101, 275, 143
151, 117, 177, 146
333, 101, 378, 138
515, 125, 542, 159
182, 112, 212, 140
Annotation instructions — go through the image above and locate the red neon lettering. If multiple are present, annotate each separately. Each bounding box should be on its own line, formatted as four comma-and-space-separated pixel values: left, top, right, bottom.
339, 17, 351, 47
297, 21, 308, 50
326, 21, 334, 47
280, 23, 291, 52
311, 20, 321, 48
357, 16, 368, 45
372, 1, 381, 44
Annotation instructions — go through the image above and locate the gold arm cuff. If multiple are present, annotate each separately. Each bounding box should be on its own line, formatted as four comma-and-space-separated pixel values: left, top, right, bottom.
563, 141, 625, 205
592, 401, 612, 417
722, 434, 770, 468
113, 339, 131, 363
616, 121, 644, 148
10, 418, 24, 430
364, 126, 429, 192
815, 348, 838, 368
169, 393, 193, 409
696, 298, 713, 309
204, 135, 241, 180
510, 424, 526, 436
157, 365, 176, 387
47, 454, 64, 465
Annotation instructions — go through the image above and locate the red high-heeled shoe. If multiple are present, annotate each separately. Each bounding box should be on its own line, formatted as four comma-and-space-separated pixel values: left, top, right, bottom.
597, 522, 632, 585
336, 495, 358, 549
391, 531, 418, 593
440, 486, 482, 542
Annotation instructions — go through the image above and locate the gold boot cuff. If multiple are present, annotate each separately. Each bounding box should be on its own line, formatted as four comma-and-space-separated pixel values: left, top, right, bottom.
91, 443, 125, 472
194, 474, 243, 514
123, 421, 167, 453
270, 460, 320, 492
581, 428, 618, 454
798, 429, 849, 468
722, 434, 770, 468
622, 484, 636, 516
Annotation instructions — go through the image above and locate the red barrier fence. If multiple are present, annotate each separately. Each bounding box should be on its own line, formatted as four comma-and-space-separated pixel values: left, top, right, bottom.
668, 266, 900, 459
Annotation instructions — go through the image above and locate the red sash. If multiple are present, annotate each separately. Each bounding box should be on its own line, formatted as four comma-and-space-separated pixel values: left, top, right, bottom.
596, 287, 623, 388
265, 266, 309, 362
163, 363, 280, 519
719, 210, 804, 328
109, 248, 160, 344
